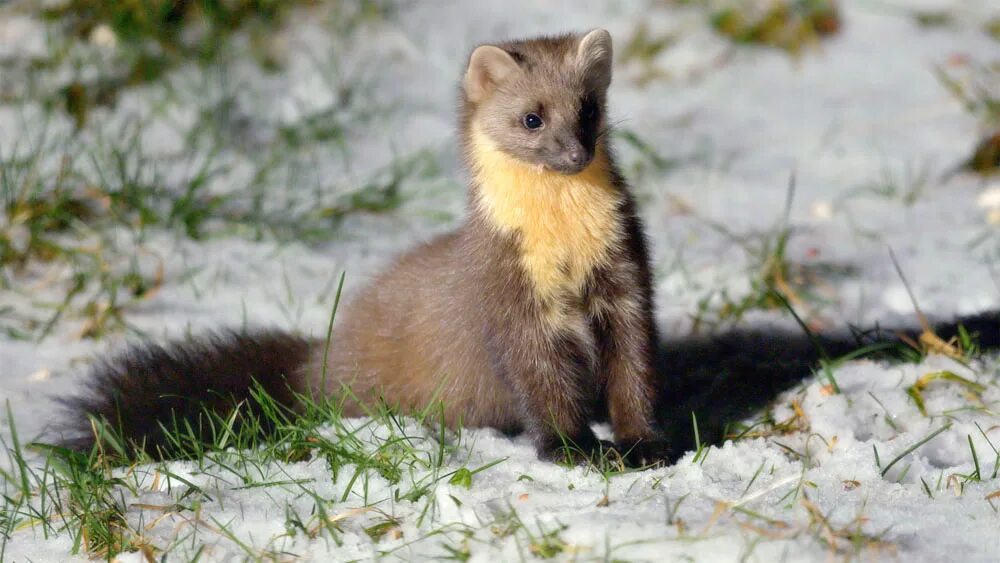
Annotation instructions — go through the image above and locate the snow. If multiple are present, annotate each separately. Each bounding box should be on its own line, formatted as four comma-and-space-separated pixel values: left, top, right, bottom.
3, 0, 1000, 561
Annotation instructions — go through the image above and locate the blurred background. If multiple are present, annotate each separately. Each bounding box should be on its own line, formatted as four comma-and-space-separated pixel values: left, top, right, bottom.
0, 0, 998, 392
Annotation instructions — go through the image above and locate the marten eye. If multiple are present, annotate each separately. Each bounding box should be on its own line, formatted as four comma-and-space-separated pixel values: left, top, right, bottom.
522, 113, 544, 130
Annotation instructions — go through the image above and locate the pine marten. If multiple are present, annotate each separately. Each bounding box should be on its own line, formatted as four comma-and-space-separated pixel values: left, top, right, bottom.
62, 29, 672, 465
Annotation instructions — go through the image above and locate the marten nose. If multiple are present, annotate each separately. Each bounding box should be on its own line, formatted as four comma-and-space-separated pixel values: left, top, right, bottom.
555, 139, 591, 173
548, 138, 592, 174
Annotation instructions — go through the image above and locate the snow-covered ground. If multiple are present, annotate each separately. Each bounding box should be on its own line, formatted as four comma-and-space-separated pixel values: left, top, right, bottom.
2, 0, 1000, 561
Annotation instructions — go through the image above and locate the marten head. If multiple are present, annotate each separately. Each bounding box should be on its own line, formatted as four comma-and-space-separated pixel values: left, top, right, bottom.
461, 30, 613, 176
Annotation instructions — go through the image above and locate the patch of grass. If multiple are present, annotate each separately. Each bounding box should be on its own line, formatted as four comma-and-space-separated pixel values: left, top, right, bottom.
1, 1, 444, 340
841, 160, 932, 208
800, 495, 893, 557
238, 146, 445, 244
935, 59, 1000, 175
690, 175, 852, 333
34, 0, 394, 127
1, 109, 441, 339
708, 0, 841, 55
875, 424, 951, 480
975, 422, 1000, 481
1, 405, 152, 559
985, 16, 1000, 42
728, 396, 810, 442
912, 10, 953, 28
439, 531, 474, 561
615, 127, 681, 183
619, 23, 677, 86
905, 371, 985, 417
691, 412, 709, 464
3, 0, 395, 130
0, 379, 496, 560
0, 126, 223, 339
505, 511, 569, 560
888, 248, 983, 365
0, 132, 172, 339
44, 0, 304, 51
710, 482, 895, 557
1, 161, 96, 270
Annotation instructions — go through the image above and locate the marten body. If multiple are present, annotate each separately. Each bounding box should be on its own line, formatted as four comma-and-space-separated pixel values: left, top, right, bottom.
63, 30, 669, 464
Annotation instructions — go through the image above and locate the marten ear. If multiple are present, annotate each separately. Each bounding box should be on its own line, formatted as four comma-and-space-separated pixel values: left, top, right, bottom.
577, 28, 613, 91
464, 45, 521, 103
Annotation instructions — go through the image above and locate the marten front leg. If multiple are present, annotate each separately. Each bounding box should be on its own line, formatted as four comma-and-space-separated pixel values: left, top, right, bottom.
487, 302, 603, 463
589, 236, 673, 466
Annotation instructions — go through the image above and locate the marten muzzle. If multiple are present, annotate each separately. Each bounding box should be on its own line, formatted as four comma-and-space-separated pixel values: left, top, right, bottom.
547, 137, 593, 174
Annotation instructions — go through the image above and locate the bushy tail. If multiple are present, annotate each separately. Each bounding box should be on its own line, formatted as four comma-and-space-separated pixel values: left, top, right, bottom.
60, 329, 315, 458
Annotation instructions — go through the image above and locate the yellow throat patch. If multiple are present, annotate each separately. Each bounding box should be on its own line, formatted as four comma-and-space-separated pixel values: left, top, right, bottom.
470, 128, 624, 302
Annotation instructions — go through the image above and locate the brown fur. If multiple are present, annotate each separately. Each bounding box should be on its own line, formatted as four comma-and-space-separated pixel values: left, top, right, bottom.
61, 330, 312, 456
302, 30, 668, 463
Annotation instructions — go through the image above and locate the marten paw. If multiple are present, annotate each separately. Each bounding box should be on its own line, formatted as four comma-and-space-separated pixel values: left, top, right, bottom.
614, 438, 676, 468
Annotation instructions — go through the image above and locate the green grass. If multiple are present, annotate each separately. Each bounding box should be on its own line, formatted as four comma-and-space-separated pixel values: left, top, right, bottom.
0, 130, 168, 339
621, 0, 841, 88
30, 0, 393, 127
839, 160, 932, 208
912, 10, 953, 28
687, 174, 854, 333
5, 380, 681, 560
0, 384, 502, 560
658, 0, 841, 54
706, 0, 841, 55
935, 59, 1000, 175
0, 0, 455, 340
1, 126, 442, 340
987, 17, 1000, 43
618, 24, 677, 86
875, 423, 951, 480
